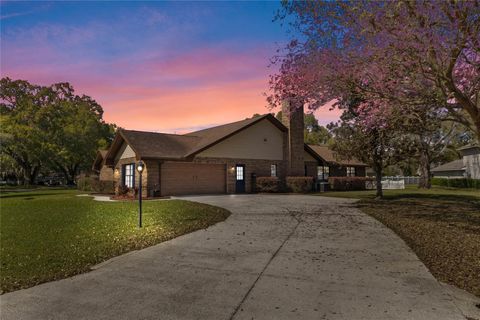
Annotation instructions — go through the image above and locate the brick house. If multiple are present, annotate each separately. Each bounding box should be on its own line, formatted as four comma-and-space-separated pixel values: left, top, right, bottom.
93, 104, 367, 196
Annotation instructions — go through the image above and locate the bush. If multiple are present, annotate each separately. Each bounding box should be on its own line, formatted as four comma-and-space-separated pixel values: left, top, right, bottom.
256, 177, 280, 192
92, 180, 115, 193
286, 176, 314, 193
431, 177, 480, 189
77, 176, 93, 191
77, 176, 114, 193
115, 185, 130, 196
328, 177, 375, 191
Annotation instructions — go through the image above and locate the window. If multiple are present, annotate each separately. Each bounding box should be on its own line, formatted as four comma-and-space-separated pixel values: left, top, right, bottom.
317, 166, 330, 180
346, 166, 356, 177
123, 163, 135, 187
236, 165, 244, 180
271, 164, 277, 177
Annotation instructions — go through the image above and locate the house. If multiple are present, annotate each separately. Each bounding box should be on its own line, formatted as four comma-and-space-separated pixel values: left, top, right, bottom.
93, 104, 367, 196
431, 145, 480, 179
92, 150, 113, 181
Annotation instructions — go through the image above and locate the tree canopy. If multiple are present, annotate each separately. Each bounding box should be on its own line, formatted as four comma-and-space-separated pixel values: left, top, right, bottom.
269, 0, 480, 140
0, 78, 115, 184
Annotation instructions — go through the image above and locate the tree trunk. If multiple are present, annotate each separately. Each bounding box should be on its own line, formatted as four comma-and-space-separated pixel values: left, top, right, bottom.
418, 146, 432, 189
24, 165, 40, 186
67, 164, 79, 185
372, 159, 383, 199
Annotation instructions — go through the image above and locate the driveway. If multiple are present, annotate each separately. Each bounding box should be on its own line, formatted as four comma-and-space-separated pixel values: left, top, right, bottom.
0, 195, 470, 319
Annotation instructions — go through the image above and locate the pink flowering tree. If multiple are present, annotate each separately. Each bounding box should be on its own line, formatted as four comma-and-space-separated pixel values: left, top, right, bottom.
327, 96, 410, 198
269, 0, 480, 140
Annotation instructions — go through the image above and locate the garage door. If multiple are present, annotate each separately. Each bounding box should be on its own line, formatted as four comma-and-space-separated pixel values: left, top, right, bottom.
161, 162, 226, 196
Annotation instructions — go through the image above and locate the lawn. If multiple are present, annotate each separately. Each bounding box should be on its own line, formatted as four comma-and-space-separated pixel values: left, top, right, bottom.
318, 186, 480, 297
0, 189, 230, 294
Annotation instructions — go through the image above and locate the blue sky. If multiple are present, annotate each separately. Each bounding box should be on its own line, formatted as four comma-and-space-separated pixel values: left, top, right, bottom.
1, 1, 339, 132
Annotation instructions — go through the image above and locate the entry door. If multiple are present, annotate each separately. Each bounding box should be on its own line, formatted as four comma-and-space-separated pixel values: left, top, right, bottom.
235, 164, 246, 193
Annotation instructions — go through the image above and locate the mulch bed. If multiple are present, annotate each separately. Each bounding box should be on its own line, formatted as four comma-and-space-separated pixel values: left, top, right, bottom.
358, 196, 480, 298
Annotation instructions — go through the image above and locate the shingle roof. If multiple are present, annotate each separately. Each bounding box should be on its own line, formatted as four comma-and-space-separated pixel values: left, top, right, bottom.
431, 159, 465, 172
104, 114, 366, 167
307, 144, 367, 166
121, 130, 200, 159
458, 144, 480, 151
106, 114, 285, 162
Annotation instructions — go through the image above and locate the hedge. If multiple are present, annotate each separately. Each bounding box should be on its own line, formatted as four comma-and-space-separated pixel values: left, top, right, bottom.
256, 177, 281, 193
328, 177, 375, 191
286, 176, 314, 193
431, 177, 480, 189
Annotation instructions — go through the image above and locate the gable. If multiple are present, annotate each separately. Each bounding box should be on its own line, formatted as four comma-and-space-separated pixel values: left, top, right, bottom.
304, 149, 317, 162
196, 118, 284, 160
115, 142, 136, 162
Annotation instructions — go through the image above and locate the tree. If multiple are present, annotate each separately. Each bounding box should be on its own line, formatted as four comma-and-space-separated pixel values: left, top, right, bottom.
41, 83, 115, 184
0, 78, 48, 184
397, 106, 469, 188
269, 1, 480, 141
0, 78, 115, 185
328, 100, 408, 199
0, 154, 24, 184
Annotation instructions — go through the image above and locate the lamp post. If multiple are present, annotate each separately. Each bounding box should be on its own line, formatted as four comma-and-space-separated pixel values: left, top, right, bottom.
137, 160, 145, 228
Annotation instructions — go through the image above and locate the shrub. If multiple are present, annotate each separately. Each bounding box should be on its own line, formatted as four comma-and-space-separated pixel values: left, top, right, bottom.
328, 177, 375, 191
115, 185, 130, 196
286, 176, 314, 193
77, 176, 114, 193
91, 180, 115, 193
256, 177, 280, 192
77, 176, 93, 191
431, 177, 480, 189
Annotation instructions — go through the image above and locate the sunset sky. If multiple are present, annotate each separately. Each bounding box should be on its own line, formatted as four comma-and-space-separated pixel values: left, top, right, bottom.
1, 1, 341, 133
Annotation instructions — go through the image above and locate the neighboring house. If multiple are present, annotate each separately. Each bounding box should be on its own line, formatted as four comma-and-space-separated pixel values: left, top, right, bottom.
94, 105, 367, 196
431, 145, 480, 179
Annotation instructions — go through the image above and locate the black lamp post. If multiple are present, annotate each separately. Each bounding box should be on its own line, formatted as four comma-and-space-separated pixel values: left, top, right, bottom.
136, 160, 145, 228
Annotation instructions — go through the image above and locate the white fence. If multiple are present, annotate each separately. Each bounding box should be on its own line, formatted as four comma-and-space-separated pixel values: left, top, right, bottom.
366, 176, 418, 190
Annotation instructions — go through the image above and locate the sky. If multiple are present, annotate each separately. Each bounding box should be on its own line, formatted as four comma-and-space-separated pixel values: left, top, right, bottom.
1, 1, 341, 133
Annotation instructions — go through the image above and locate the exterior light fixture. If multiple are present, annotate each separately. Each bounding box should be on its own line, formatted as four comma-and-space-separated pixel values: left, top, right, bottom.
137, 160, 145, 228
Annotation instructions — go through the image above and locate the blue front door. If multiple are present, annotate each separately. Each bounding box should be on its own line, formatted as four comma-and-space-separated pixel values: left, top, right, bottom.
235, 164, 245, 193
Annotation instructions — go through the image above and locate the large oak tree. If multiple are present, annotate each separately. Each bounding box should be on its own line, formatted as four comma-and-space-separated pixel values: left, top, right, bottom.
0, 78, 115, 185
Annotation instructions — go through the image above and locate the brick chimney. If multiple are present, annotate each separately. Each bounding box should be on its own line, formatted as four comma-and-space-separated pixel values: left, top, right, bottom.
282, 99, 305, 176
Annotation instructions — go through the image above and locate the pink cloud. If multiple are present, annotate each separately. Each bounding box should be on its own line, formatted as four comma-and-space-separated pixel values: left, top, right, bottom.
2, 42, 340, 133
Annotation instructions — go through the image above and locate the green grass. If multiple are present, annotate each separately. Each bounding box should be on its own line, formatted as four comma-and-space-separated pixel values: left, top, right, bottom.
0, 189, 230, 293
318, 185, 480, 297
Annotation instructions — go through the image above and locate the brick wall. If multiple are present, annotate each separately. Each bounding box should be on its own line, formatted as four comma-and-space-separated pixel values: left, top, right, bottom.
281, 99, 305, 176
194, 157, 287, 193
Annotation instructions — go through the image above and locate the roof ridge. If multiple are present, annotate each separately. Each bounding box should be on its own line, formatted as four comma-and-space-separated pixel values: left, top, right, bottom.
121, 129, 199, 138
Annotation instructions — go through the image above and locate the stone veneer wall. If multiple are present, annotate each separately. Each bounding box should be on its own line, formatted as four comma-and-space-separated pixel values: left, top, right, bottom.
99, 166, 114, 182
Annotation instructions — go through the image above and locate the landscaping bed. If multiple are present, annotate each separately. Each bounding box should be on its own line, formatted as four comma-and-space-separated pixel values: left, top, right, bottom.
318, 186, 480, 297
0, 189, 230, 293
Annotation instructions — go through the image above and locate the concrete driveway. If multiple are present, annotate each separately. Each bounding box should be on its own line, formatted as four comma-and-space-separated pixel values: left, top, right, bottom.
0, 195, 472, 319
